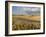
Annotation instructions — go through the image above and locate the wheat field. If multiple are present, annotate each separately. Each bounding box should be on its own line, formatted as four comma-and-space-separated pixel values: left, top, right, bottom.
12, 16, 41, 30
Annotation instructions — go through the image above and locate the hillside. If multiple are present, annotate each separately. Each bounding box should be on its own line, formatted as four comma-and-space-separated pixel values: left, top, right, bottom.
13, 16, 40, 21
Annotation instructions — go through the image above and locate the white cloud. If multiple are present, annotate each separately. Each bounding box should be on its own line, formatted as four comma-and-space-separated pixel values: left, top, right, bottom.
32, 8, 40, 11
21, 7, 40, 12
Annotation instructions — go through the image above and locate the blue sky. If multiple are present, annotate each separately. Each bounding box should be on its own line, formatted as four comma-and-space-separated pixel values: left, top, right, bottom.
12, 6, 40, 16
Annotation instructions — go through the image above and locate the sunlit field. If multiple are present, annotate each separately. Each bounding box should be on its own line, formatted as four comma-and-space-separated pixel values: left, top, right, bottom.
12, 15, 41, 30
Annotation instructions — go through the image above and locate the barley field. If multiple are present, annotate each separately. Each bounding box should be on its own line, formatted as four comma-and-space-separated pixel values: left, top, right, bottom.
12, 16, 41, 30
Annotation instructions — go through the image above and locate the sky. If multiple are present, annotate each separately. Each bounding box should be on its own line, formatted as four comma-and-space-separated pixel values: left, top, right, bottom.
12, 6, 40, 16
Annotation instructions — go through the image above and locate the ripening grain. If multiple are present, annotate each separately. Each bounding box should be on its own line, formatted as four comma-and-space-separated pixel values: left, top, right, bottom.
12, 16, 41, 30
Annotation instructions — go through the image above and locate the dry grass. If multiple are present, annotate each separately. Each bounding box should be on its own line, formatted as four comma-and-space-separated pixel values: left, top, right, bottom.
12, 16, 41, 30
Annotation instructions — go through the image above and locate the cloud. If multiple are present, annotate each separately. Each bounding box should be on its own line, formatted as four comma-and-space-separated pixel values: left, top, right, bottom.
12, 6, 40, 15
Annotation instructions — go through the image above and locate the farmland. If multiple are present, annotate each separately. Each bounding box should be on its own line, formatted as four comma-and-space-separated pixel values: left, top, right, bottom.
12, 15, 41, 30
